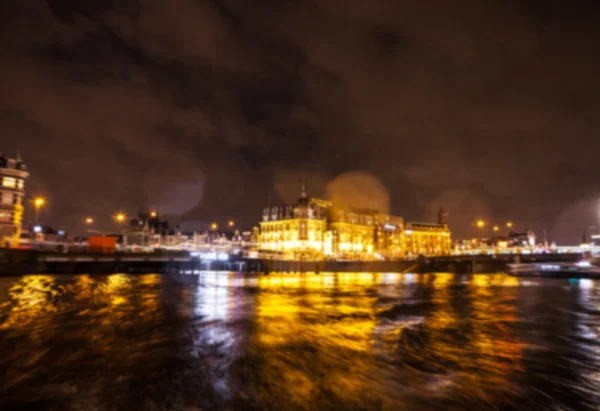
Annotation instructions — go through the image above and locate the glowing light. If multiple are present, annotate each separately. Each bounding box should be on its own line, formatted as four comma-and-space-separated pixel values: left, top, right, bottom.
85, 217, 94, 224
114, 213, 126, 223
33, 225, 42, 233
228, 220, 235, 227
506, 221, 513, 228
150, 211, 157, 218
493, 226, 499, 232
34, 197, 46, 208
58, 230, 65, 236
2, 177, 17, 188
211, 222, 218, 230
576, 261, 592, 268
476, 219, 485, 229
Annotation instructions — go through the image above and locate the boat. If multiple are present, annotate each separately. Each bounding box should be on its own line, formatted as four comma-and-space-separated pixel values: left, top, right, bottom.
508, 258, 600, 278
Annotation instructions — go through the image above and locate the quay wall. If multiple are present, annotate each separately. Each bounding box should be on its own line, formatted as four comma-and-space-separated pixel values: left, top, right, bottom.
0, 248, 583, 276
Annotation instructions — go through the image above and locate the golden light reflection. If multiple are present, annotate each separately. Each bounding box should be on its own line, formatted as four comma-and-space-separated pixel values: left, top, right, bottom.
253, 273, 380, 404
1, 275, 60, 330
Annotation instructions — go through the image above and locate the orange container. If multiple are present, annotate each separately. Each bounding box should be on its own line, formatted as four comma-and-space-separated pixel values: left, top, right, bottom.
88, 236, 117, 253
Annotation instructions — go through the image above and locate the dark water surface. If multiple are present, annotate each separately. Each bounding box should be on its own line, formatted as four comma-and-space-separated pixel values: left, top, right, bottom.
1, 272, 599, 410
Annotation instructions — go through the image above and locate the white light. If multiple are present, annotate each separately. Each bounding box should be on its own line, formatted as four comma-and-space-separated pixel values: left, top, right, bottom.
58, 230, 65, 236
33, 225, 42, 233
576, 261, 592, 268
405, 230, 413, 235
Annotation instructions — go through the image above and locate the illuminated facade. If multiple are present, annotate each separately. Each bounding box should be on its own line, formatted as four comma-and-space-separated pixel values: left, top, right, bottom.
260, 185, 327, 260
259, 187, 452, 260
0, 153, 29, 247
404, 222, 452, 257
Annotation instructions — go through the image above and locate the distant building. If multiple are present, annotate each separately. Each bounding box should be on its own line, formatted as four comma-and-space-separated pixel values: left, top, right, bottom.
258, 183, 452, 260
0, 152, 28, 247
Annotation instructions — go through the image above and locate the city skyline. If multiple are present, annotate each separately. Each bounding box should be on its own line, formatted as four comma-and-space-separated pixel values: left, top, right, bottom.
1, 2, 600, 243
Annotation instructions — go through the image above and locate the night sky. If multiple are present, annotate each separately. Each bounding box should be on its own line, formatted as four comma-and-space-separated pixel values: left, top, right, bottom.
1, 1, 600, 243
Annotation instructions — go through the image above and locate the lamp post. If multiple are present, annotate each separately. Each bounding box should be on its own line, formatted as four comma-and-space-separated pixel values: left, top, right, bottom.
33, 196, 46, 223
228, 220, 235, 228
115, 213, 127, 248
506, 221, 513, 229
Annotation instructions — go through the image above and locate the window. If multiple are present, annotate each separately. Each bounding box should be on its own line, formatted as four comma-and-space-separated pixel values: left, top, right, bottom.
2, 177, 16, 188
17, 179, 24, 189
12, 194, 19, 205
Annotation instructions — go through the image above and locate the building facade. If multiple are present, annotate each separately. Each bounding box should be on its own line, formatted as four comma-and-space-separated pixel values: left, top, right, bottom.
258, 186, 452, 260
0, 153, 29, 247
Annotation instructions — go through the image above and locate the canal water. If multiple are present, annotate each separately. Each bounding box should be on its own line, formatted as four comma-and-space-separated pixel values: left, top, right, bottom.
0, 273, 599, 411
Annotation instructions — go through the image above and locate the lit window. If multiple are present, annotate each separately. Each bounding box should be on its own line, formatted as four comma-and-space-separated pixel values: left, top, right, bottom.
2, 177, 16, 188
17, 179, 24, 189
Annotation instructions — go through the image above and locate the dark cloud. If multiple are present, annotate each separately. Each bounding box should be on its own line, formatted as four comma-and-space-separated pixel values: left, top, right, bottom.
1, 0, 599, 242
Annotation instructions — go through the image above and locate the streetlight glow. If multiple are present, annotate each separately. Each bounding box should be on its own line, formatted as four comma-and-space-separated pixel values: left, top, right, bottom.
228, 220, 235, 228
115, 213, 126, 223
33, 196, 46, 223
493, 225, 499, 232
211, 222, 218, 230
150, 211, 157, 218
34, 197, 46, 208
85, 217, 94, 224
506, 221, 513, 228
476, 219, 485, 229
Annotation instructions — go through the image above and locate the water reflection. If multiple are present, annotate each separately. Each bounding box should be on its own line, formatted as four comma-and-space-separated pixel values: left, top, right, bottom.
0, 273, 599, 410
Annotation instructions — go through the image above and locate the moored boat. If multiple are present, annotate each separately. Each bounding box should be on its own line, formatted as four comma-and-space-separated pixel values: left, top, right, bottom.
509, 258, 600, 278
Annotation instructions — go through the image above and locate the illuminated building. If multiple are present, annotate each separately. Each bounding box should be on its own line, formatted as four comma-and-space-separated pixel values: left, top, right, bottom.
0, 152, 28, 247
328, 207, 376, 260
260, 183, 327, 260
404, 222, 452, 257
258, 186, 452, 260
403, 208, 452, 257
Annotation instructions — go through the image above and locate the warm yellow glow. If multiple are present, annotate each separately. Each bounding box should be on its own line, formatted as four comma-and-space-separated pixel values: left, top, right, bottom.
2, 177, 17, 188
211, 222, 218, 230
115, 213, 126, 223
85, 217, 94, 224
34, 197, 46, 208
476, 219, 485, 229
506, 221, 513, 228
493, 225, 499, 232
228, 220, 235, 227
150, 211, 157, 218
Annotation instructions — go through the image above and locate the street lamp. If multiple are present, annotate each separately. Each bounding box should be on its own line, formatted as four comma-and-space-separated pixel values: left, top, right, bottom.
33, 196, 46, 223
228, 220, 235, 228
150, 211, 157, 218
476, 219, 485, 229
506, 221, 513, 229
211, 222, 218, 231
85, 217, 94, 225
114, 213, 127, 248
493, 226, 499, 232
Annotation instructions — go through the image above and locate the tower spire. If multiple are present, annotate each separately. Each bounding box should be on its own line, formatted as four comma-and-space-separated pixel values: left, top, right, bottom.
300, 179, 306, 199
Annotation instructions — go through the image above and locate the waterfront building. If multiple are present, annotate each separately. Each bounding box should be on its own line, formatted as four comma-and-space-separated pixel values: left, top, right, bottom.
0, 153, 28, 247
259, 183, 327, 260
404, 222, 452, 257
258, 186, 452, 260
